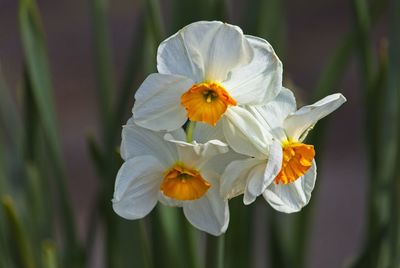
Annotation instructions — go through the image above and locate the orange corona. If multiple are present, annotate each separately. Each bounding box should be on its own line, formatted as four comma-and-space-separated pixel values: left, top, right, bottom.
274, 141, 315, 185
181, 82, 236, 125
161, 162, 211, 200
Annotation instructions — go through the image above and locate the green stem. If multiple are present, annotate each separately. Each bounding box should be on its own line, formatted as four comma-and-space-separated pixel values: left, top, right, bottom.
180, 215, 201, 268
139, 219, 153, 268
268, 210, 287, 268
153, 206, 185, 268
205, 234, 225, 268
225, 198, 252, 268
186, 121, 197, 143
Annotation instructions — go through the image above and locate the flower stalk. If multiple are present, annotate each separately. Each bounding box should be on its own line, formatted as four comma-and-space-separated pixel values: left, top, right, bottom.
206, 234, 225, 268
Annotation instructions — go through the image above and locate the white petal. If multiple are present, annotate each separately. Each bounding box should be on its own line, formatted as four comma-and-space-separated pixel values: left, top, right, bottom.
183, 173, 229, 235
193, 122, 225, 143
224, 36, 282, 105
284, 93, 347, 141
202, 149, 248, 175
243, 140, 283, 205
263, 160, 317, 213
121, 122, 178, 166
132, 73, 193, 131
112, 156, 163, 219
158, 193, 184, 207
164, 126, 187, 142
164, 134, 229, 168
247, 87, 296, 141
220, 158, 265, 200
157, 29, 204, 82
222, 106, 271, 158
157, 21, 253, 82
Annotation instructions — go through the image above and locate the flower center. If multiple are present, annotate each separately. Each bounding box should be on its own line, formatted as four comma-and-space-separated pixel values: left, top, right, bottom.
181, 82, 237, 125
161, 162, 211, 200
274, 140, 315, 185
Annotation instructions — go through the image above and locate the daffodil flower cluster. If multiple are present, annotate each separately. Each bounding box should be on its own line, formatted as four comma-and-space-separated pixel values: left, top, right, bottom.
112, 21, 346, 235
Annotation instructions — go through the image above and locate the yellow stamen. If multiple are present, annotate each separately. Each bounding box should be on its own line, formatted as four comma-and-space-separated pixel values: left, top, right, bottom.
274, 140, 315, 185
181, 82, 237, 125
161, 162, 211, 200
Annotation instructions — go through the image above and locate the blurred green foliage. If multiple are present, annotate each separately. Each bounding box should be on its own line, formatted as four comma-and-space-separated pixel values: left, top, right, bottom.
0, 0, 398, 267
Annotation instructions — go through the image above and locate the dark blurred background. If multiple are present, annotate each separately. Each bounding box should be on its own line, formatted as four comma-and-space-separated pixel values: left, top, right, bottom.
0, 0, 389, 267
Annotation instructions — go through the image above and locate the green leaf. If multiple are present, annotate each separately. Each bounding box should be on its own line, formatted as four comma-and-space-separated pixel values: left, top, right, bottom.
18, 0, 80, 264
41, 241, 59, 268
268, 210, 290, 268
376, 0, 400, 263
313, 0, 387, 104
138, 219, 154, 268
312, 34, 354, 102
89, 0, 114, 142
1, 195, 36, 268
0, 193, 13, 267
86, 135, 106, 190
0, 65, 24, 194
19, 0, 62, 164
145, 0, 165, 44
153, 206, 185, 268
179, 214, 201, 268
150, 206, 201, 268
349, 0, 400, 266
170, 0, 230, 31
0, 65, 22, 151
25, 163, 52, 240
0, 121, 8, 196
143, 0, 164, 73
256, 0, 286, 57
296, 1, 389, 267
352, 0, 374, 89
205, 234, 225, 268
107, 14, 146, 153
224, 197, 253, 268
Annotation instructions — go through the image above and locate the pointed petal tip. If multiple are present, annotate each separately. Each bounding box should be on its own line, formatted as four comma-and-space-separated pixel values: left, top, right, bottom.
330, 92, 347, 103
243, 195, 256, 205
338, 93, 347, 103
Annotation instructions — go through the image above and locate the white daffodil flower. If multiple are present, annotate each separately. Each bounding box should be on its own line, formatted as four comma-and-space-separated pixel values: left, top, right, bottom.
219, 125, 283, 205
132, 21, 282, 141
221, 88, 346, 212
251, 89, 346, 213
112, 119, 240, 235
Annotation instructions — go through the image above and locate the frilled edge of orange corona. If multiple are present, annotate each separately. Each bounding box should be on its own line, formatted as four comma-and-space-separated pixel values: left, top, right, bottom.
161, 162, 211, 201
181, 82, 237, 126
274, 141, 315, 185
